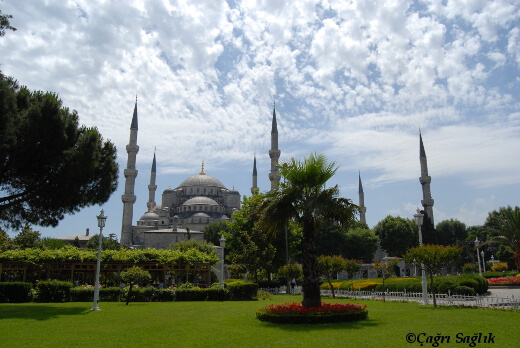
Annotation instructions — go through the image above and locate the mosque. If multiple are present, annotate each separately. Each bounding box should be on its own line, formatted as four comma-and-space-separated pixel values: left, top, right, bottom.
119, 101, 283, 249
119, 100, 434, 250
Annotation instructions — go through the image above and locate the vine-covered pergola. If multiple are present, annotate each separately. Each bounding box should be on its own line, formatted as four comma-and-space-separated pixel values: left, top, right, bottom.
0, 247, 219, 287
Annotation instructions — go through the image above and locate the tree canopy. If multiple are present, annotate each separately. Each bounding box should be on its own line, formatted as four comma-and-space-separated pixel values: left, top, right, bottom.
0, 8, 16, 37
483, 206, 520, 271
256, 153, 357, 308
436, 219, 467, 245
404, 244, 462, 307
374, 215, 417, 257
0, 74, 118, 228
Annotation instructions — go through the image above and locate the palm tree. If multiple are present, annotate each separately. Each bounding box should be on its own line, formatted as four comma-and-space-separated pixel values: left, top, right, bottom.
484, 206, 520, 271
256, 153, 358, 308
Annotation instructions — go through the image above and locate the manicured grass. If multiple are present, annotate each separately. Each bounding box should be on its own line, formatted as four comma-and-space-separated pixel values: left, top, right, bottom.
1, 295, 518, 347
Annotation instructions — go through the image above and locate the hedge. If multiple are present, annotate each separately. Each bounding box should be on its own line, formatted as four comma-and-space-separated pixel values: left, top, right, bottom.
35, 281, 73, 302
321, 275, 488, 295
0, 282, 33, 303
226, 280, 258, 300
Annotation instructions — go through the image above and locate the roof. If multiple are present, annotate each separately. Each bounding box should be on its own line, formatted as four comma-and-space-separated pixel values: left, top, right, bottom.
178, 174, 226, 189
58, 235, 95, 241
183, 196, 219, 206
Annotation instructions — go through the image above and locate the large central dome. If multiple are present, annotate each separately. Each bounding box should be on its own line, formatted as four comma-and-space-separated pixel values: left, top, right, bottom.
178, 174, 226, 189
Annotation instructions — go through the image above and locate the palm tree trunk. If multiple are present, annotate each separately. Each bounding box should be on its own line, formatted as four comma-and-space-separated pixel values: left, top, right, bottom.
301, 219, 321, 308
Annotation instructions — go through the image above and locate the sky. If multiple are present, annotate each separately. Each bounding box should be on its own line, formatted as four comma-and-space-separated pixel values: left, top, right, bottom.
1, 0, 519, 240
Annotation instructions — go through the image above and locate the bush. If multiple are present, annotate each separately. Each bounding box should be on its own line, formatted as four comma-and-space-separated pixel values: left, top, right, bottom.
452, 286, 475, 296
175, 288, 208, 301
491, 262, 508, 272
436, 278, 457, 294
0, 282, 33, 303
461, 263, 477, 274
257, 280, 281, 288
205, 288, 228, 301
35, 281, 73, 302
457, 275, 488, 295
152, 289, 176, 302
226, 280, 258, 300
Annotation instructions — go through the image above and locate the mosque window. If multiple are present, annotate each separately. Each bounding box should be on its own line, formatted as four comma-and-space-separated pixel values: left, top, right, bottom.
197, 188, 199, 194
199, 218, 202, 223
204, 188, 206, 194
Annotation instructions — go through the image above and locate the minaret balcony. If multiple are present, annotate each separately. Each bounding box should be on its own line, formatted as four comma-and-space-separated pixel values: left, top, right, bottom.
121, 194, 136, 203
124, 169, 138, 178
126, 144, 139, 153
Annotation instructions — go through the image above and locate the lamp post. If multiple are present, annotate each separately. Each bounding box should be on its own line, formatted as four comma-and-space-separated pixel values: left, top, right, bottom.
481, 250, 486, 273
414, 208, 429, 305
219, 235, 226, 288
92, 209, 107, 311
474, 238, 482, 276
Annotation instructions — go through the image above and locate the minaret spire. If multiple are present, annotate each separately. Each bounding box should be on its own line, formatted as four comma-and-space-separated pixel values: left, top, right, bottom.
121, 99, 140, 246
251, 152, 258, 195
358, 171, 366, 224
268, 103, 281, 190
147, 151, 157, 212
419, 132, 434, 224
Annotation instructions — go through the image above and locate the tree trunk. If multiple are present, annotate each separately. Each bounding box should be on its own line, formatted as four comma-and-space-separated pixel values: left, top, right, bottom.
301, 219, 321, 308
327, 278, 336, 298
429, 274, 436, 307
126, 284, 133, 305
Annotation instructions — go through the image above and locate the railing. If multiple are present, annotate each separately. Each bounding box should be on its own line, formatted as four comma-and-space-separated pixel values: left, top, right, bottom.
258, 287, 519, 310
321, 289, 520, 310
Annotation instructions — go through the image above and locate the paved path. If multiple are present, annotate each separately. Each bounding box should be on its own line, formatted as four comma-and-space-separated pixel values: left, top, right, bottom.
487, 287, 520, 298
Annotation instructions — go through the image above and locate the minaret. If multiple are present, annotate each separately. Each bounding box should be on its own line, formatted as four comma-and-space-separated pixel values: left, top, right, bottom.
268, 104, 281, 190
147, 151, 157, 212
419, 132, 434, 224
121, 98, 139, 247
251, 153, 258, 195
358, 172, 366, 224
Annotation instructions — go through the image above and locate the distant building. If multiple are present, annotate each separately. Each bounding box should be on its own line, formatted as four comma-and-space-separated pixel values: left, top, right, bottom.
58, 228, 94, 249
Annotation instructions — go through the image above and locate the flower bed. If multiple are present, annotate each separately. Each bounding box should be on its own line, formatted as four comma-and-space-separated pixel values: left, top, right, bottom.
487, 276, 520, 286
256, 302, 368, 324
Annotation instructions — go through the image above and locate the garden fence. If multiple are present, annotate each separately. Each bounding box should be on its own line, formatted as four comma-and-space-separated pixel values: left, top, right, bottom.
321, 289, 520, 310
260, 286, 519, 310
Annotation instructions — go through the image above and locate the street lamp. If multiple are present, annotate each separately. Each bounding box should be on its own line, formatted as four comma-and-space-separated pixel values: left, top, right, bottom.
219, 235, 226, 288
481, 250, 486, 273
414, 208, 429, 305
474, 238, 482, 276
92, 209, 107, 311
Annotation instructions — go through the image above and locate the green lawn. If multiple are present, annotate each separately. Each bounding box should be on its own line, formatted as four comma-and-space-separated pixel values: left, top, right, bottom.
0, 295, 517, 347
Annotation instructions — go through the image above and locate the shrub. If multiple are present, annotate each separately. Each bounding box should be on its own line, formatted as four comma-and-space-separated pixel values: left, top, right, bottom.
256, 290, 273, 300
35, 281, 73, 302
153, 289, 176, 302
205, 288, 228, 301
452, 286, 475, 296
0, 282, 33, 303
457, 275, 488, 294
127, 287, 157, 302
256, 302, 368, 324
461, 263, 477, 274
226, 280, 258, 300
491, 262, 508, 272
257, 280, 281, 288
175, 288, 208, 301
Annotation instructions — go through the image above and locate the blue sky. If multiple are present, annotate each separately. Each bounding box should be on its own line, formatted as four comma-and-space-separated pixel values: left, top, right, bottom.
1, 0, 519, 239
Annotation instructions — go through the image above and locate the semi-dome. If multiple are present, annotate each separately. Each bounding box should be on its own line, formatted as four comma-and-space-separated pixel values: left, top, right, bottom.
192, 212, 210, 218
178, 174, 225, 189
139, 211, 159, 221
183, 196, 219, 206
